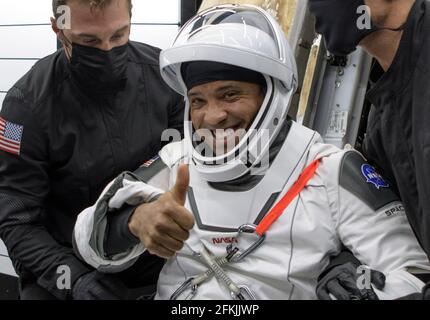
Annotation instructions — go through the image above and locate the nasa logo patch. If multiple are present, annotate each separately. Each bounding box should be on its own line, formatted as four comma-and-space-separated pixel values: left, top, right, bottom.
361, 164, 389, 189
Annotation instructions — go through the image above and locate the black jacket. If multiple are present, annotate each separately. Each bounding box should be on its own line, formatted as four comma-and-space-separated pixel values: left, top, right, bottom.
0, 41, 184, 299
363, 0, 430, 257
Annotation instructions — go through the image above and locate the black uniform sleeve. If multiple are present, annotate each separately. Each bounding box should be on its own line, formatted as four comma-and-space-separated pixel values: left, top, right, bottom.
0, 88, 91, 300
103, 157, 167, 257
167, 91, 185, 139
361, 107, 399, 195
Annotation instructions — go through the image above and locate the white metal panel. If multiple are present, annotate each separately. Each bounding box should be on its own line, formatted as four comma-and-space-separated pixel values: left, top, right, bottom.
311, 48, 373, 148
130, 25, 179, 49
0, 0, 52, 25
0, 0, 181, 25
0, 257, 17, 277
0, 240, 16, 277
0, 60, 37, 92
0, 26, 57, 58
0, 93, 6, 110
132, 0, 180, 24
0, 240, 7, 256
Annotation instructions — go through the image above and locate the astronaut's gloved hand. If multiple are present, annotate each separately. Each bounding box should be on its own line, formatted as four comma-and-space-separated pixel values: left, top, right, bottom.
316, 262, 386, 300
72, 270, 128, 300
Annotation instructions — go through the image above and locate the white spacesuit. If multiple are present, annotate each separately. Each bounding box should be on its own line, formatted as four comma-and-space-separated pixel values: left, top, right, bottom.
73, 4, 430, 300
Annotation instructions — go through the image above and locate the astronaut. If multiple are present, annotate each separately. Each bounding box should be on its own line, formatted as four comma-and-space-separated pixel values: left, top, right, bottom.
73, 4, 430, 300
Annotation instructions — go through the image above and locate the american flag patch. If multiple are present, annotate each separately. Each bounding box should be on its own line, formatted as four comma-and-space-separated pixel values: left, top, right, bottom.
0, 117, 24, 155
141, 155, 160, 168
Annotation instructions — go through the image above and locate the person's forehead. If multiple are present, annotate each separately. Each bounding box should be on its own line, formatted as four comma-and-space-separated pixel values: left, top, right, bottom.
188, 80, 259, 95
68, 0, 130, 35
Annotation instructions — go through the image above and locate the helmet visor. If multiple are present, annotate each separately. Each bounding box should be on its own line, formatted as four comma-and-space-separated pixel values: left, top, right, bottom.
174, 5, 283, 62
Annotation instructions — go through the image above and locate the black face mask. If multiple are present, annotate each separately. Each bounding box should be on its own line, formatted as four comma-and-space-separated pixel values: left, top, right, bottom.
308, 0, 405, 56
62, 34, 129, 91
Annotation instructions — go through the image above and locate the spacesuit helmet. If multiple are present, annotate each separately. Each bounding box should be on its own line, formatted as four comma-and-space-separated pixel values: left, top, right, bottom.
160, 4, 298, 182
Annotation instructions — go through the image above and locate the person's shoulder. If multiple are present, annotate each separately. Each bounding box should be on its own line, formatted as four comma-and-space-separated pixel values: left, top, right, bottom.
127, 41, 162, 66
17, 50, 65, 92
336, 150, 400, 211
2, 50, 66, 117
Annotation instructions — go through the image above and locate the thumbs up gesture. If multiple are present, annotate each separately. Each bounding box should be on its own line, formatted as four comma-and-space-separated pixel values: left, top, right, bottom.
128, 165, 195, 259
170, 164, 190, 206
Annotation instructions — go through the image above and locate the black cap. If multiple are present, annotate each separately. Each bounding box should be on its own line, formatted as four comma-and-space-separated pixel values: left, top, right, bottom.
181, 61, 266, 91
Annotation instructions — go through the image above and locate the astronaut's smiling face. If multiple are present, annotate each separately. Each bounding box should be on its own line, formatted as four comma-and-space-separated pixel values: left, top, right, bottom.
188, 80, 265, 155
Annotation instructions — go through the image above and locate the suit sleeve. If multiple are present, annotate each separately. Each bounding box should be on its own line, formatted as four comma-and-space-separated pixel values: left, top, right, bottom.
73, 157, 171, 272
332, 151, 430, 299
0, 87, 91, 300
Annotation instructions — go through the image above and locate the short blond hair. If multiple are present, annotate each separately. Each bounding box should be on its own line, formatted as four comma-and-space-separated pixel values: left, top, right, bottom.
52, 0, 132, 18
